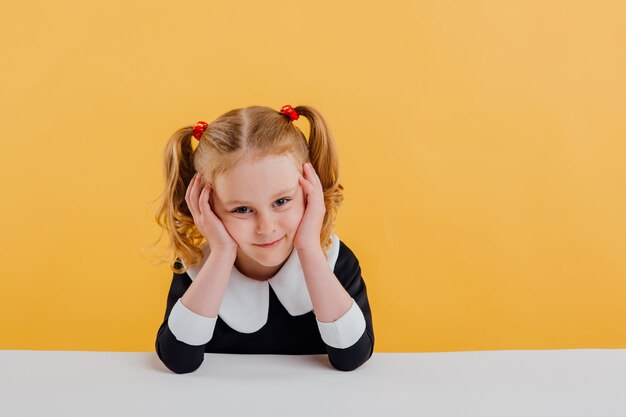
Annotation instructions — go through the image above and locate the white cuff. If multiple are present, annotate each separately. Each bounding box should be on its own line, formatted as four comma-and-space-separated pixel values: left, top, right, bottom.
316, 298, 366, 349
167, 298, 217, 346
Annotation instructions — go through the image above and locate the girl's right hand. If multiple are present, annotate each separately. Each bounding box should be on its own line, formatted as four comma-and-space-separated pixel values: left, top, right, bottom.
185, 173, 238, 253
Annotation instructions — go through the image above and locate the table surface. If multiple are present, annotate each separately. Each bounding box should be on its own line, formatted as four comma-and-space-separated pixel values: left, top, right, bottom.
1, 349, 625, 417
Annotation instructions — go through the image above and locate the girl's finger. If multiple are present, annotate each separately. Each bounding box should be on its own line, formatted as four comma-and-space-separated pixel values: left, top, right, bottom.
299, 179, 308, 205
301, 178, 316, 201
185, 174, 196, 203
302, 168, 317, 189
201, 184, 213, 210
198, 181, 209, 215
298, 175, 308, 190
202, 183, 215, 211
305, 163, 320, 188
301, 163, 308, 179
311, 165, 322, 189
189, 174, 201, 216
301, 174, 323, 205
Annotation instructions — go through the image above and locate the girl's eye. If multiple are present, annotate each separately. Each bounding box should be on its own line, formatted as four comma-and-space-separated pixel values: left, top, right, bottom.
232, 198, 291, 214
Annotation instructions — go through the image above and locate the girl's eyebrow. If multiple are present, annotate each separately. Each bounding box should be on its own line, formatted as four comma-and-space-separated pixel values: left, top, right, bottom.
224, 187, 298, 206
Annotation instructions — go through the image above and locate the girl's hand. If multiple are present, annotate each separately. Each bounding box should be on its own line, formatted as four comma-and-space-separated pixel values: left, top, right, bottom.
185, 173, 238, 252
294, 162, 326, 252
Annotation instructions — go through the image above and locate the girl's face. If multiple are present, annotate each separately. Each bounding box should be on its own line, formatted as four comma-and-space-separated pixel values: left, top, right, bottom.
210, 153, 305, 279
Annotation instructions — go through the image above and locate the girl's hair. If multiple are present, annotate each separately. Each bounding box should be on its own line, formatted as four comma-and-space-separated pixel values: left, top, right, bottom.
149, 105, 344, 275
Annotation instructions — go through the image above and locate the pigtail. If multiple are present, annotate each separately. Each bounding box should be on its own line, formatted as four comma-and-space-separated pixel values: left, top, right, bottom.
294, 106, 345, 253
150, 126, 205, 274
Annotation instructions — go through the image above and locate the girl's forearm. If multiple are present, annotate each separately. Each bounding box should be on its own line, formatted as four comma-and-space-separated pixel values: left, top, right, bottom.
296, 247, 353, 323
181, 248, 237, 318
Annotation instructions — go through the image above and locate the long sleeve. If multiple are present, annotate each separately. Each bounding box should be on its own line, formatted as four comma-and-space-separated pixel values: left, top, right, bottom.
321, 242, 375, 371
155, 272, 212, 374
154, 239, 374, 373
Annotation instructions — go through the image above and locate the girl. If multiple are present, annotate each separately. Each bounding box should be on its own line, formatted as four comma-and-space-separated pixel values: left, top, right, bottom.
153, 105, 374, 373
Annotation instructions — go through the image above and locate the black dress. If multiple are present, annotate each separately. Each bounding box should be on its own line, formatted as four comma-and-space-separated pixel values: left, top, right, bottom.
155, 236, 375, 374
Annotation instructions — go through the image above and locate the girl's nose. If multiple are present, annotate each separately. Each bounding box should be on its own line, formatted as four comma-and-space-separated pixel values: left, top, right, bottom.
256, 212, 277, 235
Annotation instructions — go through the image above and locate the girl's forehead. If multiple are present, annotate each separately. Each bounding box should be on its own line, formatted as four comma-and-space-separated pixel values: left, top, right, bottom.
213, 154, 302, 201
220, 154, 301, 179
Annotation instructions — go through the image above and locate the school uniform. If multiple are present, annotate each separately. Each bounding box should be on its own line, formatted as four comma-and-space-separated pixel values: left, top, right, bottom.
155, 234, 375, 374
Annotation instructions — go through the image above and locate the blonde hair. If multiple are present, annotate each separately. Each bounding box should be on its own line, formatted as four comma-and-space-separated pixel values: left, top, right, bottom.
148, 105, 344, 275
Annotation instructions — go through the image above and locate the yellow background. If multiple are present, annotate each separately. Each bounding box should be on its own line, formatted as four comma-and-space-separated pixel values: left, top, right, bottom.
1, 0, 625, 352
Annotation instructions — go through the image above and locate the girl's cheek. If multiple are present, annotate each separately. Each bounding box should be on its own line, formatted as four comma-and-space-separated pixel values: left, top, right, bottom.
221, 217, 236, 231
223, 217, 249, 235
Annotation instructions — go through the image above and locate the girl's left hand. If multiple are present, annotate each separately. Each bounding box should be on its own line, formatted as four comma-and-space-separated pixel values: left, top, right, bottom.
293, 162, 326, 252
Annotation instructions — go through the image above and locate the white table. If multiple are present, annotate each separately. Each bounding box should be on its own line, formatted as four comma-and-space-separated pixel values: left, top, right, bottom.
1, 349, 625, 416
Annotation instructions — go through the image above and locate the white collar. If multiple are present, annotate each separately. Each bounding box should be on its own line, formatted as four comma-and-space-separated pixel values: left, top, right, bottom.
180, 234, 341, 333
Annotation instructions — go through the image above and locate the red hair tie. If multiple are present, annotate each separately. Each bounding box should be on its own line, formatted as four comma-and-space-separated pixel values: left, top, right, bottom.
280, 105, 299, 121
192, 121, 208, 139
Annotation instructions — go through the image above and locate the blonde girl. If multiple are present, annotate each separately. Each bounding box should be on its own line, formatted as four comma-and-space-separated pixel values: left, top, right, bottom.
153, 105, 374, 373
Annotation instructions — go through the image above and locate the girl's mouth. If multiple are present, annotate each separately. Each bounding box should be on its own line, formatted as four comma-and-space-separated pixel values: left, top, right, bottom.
254, 236, 284, 248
